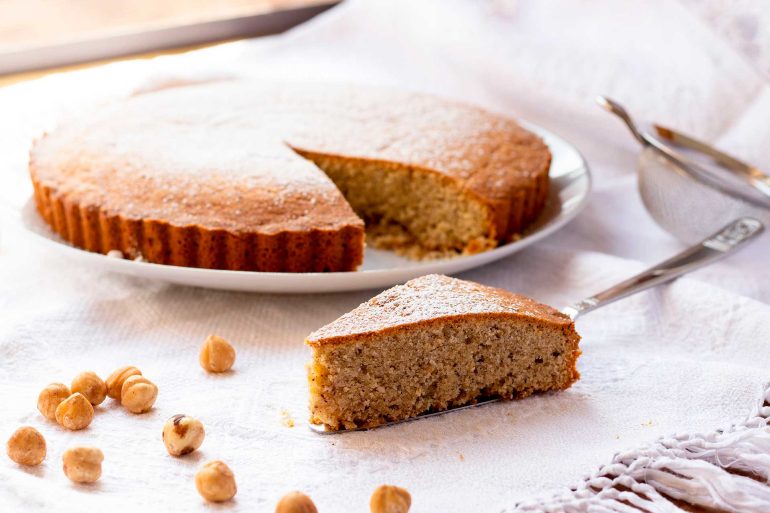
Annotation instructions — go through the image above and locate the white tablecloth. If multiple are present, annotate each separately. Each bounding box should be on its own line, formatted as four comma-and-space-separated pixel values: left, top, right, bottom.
2, 1, 770, 511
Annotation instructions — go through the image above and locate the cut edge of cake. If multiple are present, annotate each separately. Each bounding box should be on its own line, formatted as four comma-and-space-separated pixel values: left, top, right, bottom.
291, 148, 550, 259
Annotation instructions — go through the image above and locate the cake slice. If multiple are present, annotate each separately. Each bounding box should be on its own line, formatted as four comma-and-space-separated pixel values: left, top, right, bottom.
305, 274, 581, 431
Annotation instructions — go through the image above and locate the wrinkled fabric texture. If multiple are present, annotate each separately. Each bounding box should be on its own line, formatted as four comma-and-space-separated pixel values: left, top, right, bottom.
1, 1, 769, 511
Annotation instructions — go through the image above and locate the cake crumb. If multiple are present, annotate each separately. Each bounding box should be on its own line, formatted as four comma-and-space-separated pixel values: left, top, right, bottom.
641, 420, 654, 427
458, 453, 465, 461
280, 410, 295, 428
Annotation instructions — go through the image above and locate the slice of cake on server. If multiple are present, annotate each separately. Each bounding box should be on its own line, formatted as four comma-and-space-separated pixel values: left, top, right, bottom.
305, 274, 581, 431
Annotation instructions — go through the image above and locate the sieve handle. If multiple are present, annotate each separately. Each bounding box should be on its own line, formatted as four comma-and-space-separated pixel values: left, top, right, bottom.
561, 218, 764, 319
598, 95, 770, 209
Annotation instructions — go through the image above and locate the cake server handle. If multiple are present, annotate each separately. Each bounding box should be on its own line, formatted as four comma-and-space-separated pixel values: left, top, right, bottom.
561, 218, 764, 320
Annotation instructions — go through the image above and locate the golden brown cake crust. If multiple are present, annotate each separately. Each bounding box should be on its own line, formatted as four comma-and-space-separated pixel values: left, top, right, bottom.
285, 83, 551, 241
29, 81, 550, 271
306, 274, 575, 345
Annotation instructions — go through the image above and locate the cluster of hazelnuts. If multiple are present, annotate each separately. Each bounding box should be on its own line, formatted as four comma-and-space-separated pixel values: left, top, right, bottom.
6, 335, 412, 512
39, 365, 159, 431
7, 364, 160, 483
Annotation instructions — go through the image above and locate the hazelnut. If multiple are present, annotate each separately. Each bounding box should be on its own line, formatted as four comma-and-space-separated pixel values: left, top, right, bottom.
105, 366, 142, 400
195, 460, 237, 502
276, 491, 318, 513
55, 393, 94, 430
37, 383, 71, 421
71, 371, 107, 406
199, 335, 236, 373
62, 446, 103, 483
370, 484, 411, 513
6, 426, 46, 466
162, 414, 205, 456
120, 375, 158, 413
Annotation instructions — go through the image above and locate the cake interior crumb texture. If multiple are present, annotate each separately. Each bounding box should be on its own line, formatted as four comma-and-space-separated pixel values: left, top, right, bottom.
306, 274, 581, 431
295, 151, 498, 259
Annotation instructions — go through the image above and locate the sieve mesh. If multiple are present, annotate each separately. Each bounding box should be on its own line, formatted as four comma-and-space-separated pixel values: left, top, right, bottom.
637, 148, 770, 243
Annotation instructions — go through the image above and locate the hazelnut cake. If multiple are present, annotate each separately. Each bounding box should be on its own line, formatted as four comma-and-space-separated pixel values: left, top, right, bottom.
29, 81, 551, 271
306, 274, 581, 431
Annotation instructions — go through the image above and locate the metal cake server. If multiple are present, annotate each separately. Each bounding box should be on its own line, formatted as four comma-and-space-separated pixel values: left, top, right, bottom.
310, 217, 764, 434
597, 96, 770, 210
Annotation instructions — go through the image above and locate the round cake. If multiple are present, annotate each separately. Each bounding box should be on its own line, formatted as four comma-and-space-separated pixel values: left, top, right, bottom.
29, 81, 551, 272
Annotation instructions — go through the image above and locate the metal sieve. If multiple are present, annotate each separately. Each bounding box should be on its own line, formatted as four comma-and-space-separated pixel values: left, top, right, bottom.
598, 97, 770, 243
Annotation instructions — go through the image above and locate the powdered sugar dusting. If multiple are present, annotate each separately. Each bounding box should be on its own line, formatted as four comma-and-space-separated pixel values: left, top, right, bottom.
31, 80, 547, 232
307, 274, 571, 342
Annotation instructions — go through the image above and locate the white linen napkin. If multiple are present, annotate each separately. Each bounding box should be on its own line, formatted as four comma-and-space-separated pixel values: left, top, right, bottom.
1, 1, 769, 511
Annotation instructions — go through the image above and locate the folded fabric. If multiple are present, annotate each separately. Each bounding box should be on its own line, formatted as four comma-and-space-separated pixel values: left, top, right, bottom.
515, 384, 770, 512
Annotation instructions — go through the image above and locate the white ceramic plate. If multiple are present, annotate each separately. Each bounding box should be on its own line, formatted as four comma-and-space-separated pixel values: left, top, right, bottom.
20, 124, 590, 293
